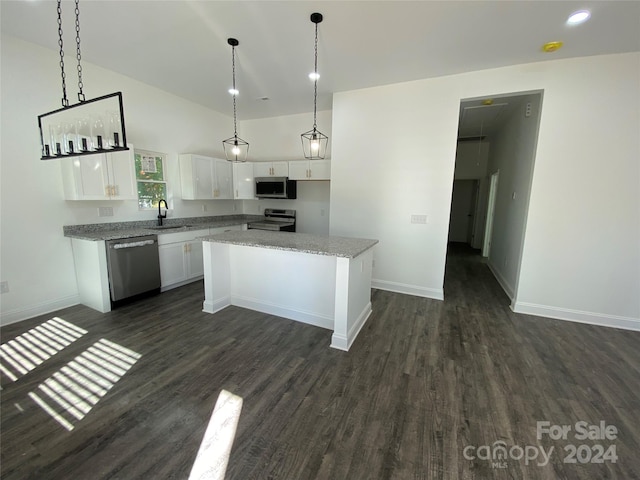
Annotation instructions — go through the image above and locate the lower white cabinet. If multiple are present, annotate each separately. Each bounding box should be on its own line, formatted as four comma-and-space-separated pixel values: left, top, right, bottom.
158, 229, 208, 290
158, 225, 244, 290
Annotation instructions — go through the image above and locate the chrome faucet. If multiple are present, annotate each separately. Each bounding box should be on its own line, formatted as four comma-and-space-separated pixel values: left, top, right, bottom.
157, 199, 168, 226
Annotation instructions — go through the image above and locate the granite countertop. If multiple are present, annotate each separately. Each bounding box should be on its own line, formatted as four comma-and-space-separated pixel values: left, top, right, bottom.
63, 215, 264, 241
203, 230, 378, 258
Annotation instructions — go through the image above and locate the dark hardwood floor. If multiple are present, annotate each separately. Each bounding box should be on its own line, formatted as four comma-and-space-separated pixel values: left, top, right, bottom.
1, 244, 639, 479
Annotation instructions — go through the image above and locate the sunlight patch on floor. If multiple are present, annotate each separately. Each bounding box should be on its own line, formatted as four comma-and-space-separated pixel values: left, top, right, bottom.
29, 338, 140, 431
0, 317, 87, 382
189, 389, 244, 480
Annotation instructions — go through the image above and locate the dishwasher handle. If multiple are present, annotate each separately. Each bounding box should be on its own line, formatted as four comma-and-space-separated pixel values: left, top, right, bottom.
111, 239, 156, 249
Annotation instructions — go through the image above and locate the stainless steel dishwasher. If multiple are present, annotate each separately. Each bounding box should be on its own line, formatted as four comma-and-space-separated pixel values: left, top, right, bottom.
105, 235, 161, 305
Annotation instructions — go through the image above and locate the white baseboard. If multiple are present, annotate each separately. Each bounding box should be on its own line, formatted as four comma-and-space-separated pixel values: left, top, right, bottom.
372, 279, 444, 301
162, 275, 204, 292
487, 262, 515, 300
512, 301, 640, 332
202, 296, 231, 315
331, 302, 372, 351
231, 295, 334, 330
0, 294, 80, 326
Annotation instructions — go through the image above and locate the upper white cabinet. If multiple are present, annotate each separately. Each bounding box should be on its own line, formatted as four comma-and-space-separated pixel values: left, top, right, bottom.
214, 159, 233, 199
180, 154, 232, 200
61, 147, 137, 200
288, 160, 331, 180
233, 162, 255, 199
253, 161, 288, 178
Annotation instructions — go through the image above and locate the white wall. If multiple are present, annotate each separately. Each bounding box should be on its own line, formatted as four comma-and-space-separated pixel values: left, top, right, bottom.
239, 111, 332, 235
486, 93, 542, 299
240, 110, 332, 162
330, 53, 640, 329
0, 35, 239, 324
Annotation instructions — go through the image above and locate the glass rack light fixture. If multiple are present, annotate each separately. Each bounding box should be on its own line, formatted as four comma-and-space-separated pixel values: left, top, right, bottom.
38, 0, 128, 160
222, 38, 249, 162
301, 13, 328, 160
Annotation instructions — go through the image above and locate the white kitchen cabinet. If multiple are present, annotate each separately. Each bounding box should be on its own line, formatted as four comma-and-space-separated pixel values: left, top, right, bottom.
288, 160, 331, 180
61, 147, 137, 200
180, 154, 233, 200
232, 162, 255, 199
214, 158, 233, 199
158, 229, 209, 290
253, 161, 288, 178
158, 225, 243, 290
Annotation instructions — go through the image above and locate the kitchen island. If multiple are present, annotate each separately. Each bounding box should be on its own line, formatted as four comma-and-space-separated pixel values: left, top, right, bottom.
202, 230, 378, 351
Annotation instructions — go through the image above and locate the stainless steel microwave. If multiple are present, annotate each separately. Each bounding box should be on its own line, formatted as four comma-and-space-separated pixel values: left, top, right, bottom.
255, 177, 297, 199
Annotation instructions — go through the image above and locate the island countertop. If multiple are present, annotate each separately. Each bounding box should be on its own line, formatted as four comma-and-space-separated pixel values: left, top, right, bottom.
203, 230, 378, 258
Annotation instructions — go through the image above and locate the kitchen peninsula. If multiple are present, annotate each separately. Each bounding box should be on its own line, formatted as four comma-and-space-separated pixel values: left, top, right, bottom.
202, 230, 378, 351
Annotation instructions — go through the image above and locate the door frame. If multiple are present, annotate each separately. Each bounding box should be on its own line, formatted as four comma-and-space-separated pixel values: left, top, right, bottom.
482, 170, 499, 257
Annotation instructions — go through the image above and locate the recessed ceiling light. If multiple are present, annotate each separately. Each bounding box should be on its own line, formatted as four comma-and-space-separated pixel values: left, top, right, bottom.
308, 72, 320, 81
567, 10, 591, 25
228, 88, 239, 96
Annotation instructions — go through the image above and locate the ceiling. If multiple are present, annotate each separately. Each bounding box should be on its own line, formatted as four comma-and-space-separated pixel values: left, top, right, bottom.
2, 1, 639, 123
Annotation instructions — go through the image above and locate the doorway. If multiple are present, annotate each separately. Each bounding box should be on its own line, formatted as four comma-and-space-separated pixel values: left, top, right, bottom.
446, 90, 544, 304
448, 179, 479, 246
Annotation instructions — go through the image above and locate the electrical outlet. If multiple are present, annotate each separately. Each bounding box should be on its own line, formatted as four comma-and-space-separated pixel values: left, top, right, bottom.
0, 281, 9, 294
525, 102, 532, 117
98, 207, 113, 217
411, 214, 427, 224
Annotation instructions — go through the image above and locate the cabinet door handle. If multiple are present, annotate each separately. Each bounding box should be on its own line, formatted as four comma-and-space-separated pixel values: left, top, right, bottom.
105, 185, 111, 197
112, 185, 117, 196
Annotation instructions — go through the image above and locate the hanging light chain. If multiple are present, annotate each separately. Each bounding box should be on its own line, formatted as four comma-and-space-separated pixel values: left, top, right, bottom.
231, 43, 238, 136
57, 0, 69, 107
75, 0, 85, 102
312, 20, 318, 129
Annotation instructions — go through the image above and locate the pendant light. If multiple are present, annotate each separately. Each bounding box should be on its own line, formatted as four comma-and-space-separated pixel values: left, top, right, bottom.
38, 0, 128, 160
222, 38, 249, 162
301, 13, 328, 159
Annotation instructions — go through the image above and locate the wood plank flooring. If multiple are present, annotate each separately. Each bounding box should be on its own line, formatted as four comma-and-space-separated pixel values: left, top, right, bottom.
1, 243, 639, 479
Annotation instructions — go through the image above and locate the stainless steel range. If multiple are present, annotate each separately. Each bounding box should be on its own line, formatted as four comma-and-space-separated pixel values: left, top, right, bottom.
248, 208, 296, 232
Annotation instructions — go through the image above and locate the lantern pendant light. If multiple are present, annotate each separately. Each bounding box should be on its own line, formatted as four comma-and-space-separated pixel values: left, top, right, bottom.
301, 12, 328, 160
223, 38, 249, 162
38, 0, 129, 161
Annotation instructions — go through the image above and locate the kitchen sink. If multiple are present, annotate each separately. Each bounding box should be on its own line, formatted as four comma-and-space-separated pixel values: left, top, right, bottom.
148, 225, 190, 230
